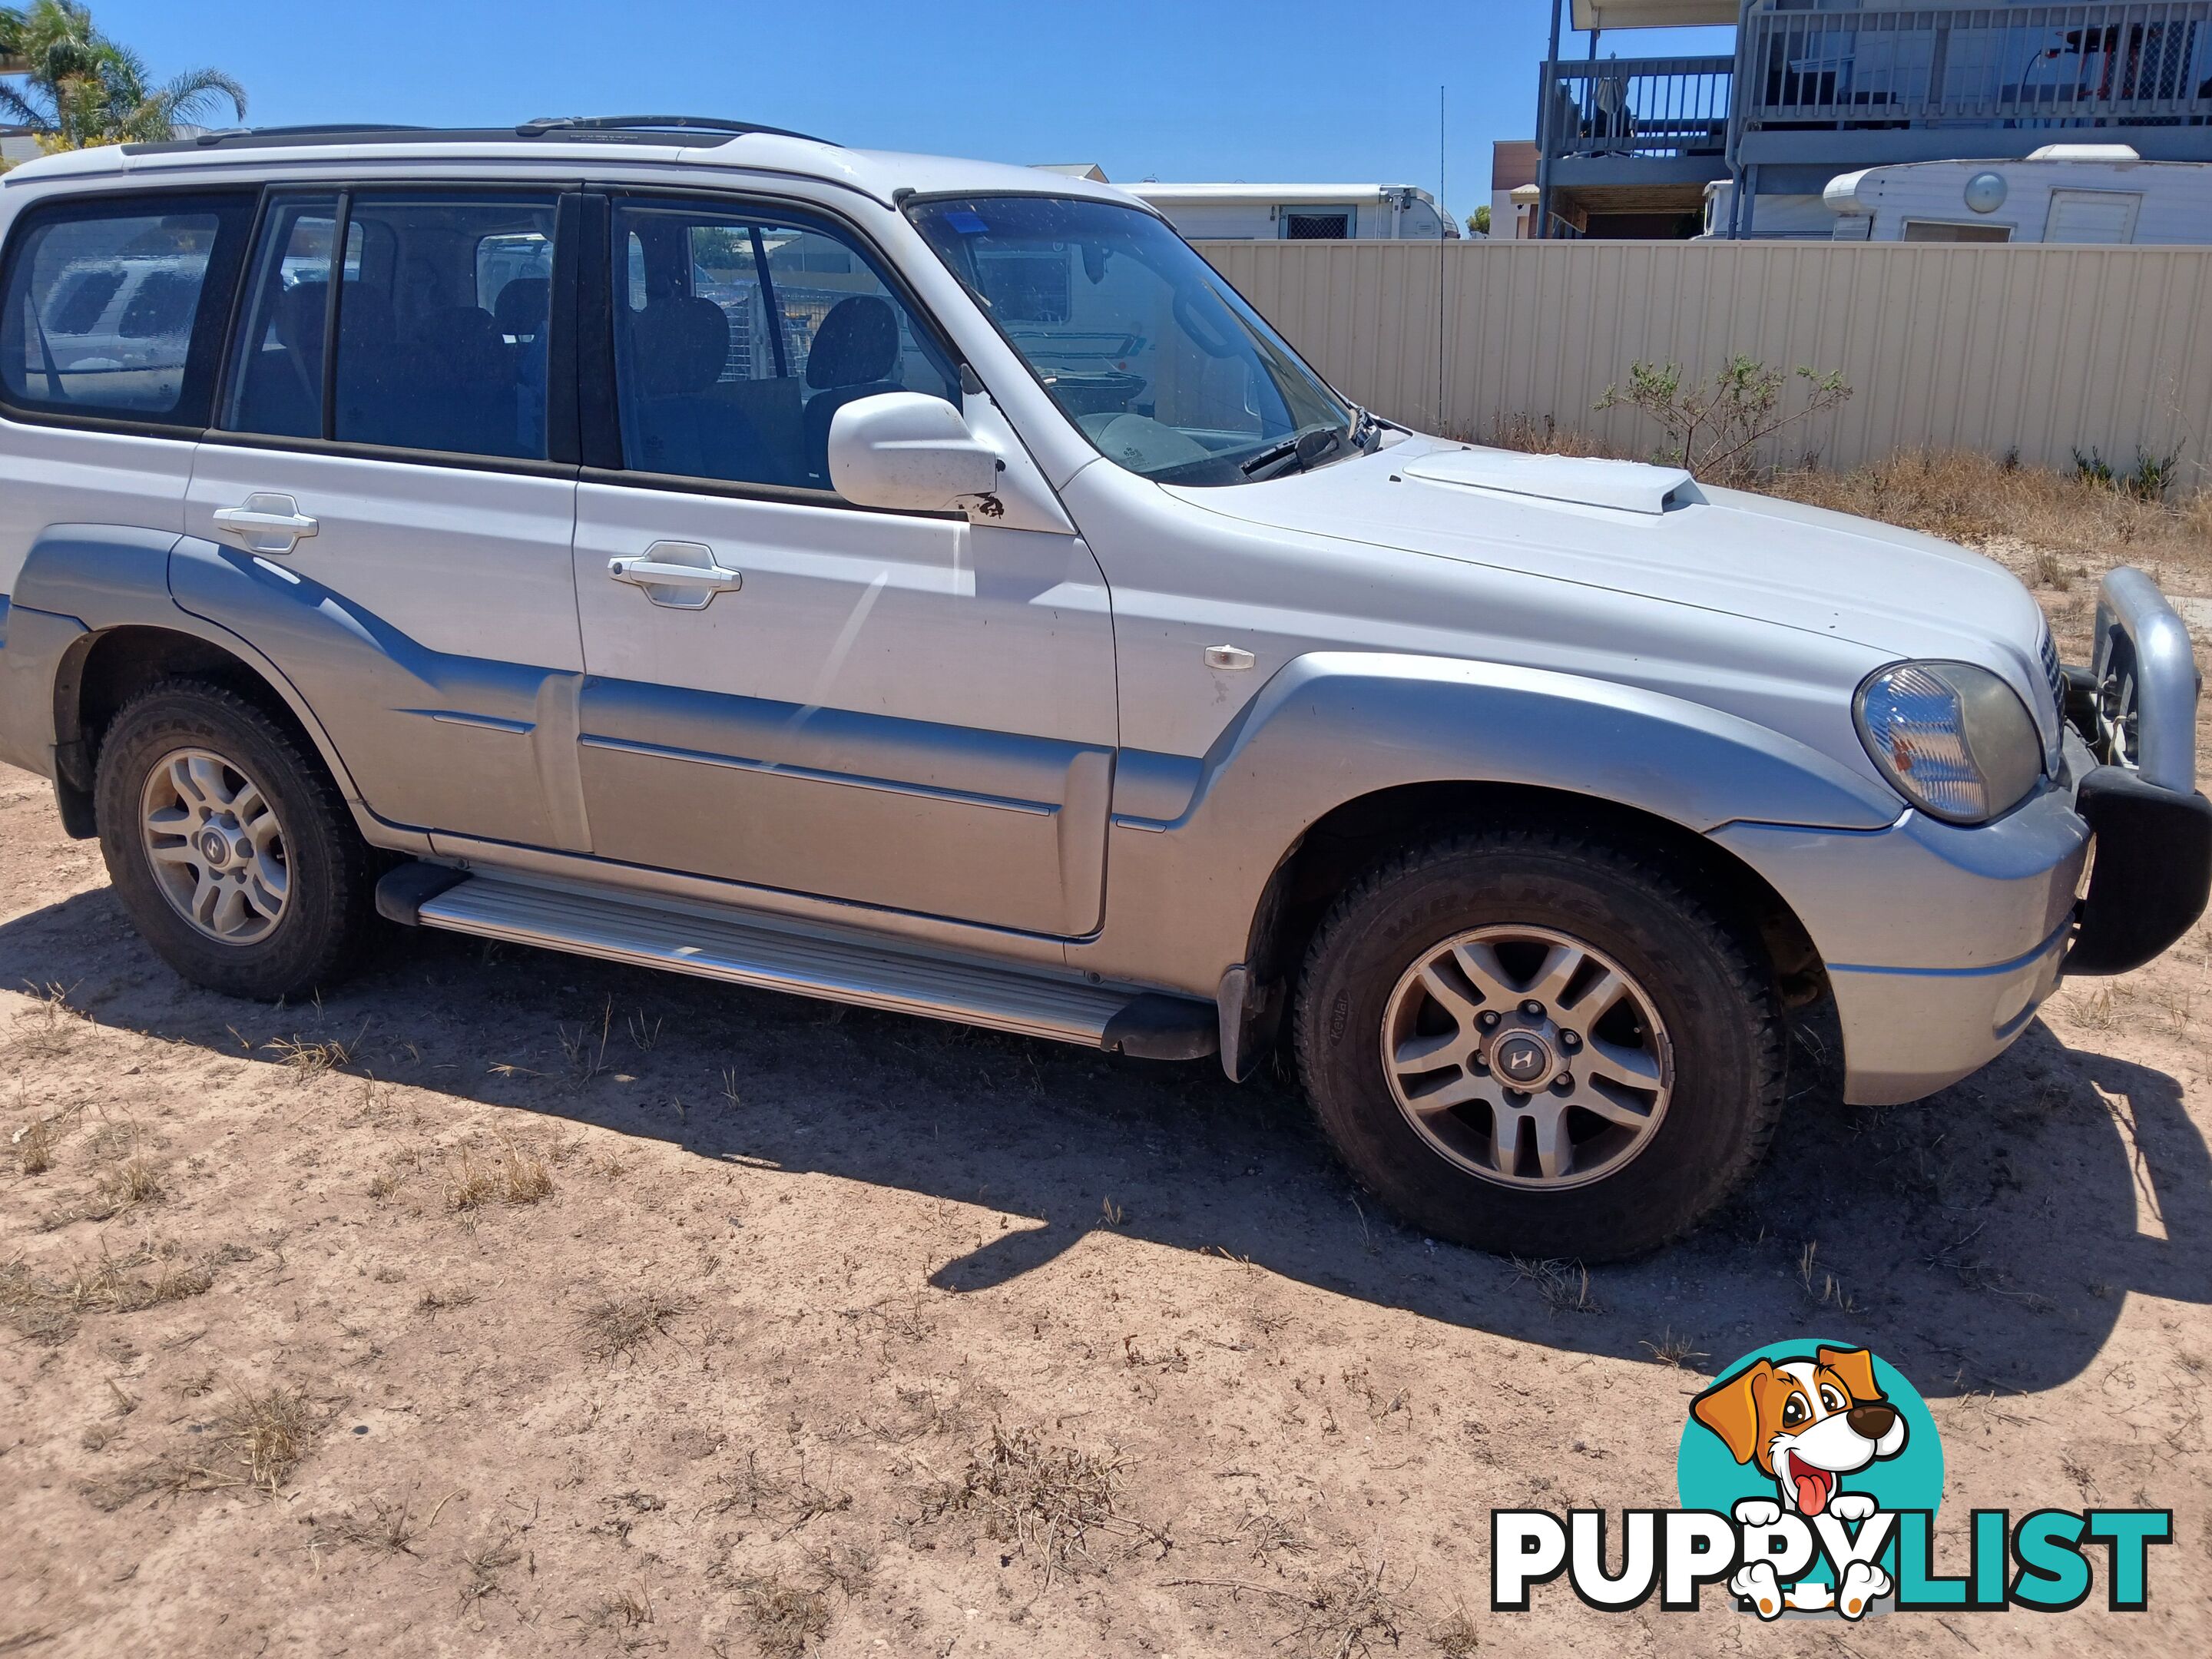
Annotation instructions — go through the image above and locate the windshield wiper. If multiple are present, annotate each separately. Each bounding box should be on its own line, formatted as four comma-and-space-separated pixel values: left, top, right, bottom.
1240, 425, 1344, 481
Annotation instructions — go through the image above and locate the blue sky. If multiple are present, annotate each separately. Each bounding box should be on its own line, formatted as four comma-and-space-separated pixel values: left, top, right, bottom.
86, 2, 1730, 222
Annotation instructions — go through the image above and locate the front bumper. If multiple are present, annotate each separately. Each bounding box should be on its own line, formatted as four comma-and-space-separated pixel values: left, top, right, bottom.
1718, 566, 2207, 1105
1714, 773, 2092, 1106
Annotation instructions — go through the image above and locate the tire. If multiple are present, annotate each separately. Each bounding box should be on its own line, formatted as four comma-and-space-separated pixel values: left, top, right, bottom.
1292, 828, 1783, 1261
94, 680, 379, 999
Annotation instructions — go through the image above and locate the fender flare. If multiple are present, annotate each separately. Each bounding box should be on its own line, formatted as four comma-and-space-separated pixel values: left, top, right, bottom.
1094, 651, 1900, 1002
2, 524, 370, 813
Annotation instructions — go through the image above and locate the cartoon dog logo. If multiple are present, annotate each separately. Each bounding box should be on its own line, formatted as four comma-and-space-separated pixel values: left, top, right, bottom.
1691, 1345, 1908, 1616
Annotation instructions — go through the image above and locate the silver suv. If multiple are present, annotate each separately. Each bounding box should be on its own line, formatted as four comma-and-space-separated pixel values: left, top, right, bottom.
0, 118, 2203, 1258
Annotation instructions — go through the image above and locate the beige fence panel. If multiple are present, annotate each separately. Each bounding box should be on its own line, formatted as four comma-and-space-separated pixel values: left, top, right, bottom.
1194, 239, 2212, 476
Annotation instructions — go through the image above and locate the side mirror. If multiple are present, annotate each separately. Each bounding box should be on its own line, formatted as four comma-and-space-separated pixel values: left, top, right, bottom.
826, 392, 998, 512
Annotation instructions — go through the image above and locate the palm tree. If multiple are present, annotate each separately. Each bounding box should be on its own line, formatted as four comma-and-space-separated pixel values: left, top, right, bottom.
0, 1, 245, 152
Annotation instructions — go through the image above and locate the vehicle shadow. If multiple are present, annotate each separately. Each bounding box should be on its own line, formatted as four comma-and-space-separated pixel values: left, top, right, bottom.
5, 884, 2201, 1399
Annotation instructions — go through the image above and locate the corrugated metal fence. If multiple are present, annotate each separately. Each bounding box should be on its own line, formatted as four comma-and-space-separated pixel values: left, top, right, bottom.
1192, 238, 2212, 474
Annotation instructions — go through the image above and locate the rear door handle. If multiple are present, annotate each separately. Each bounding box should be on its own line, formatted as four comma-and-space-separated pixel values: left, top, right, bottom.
212, 493, 319, 555
608, 541, 743, 610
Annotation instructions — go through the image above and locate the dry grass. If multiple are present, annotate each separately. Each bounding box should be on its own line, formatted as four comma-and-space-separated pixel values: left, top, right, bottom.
4, 982, 89, 1062
1, 1247, 214, 1343
1763, 448, 2212, 575
264, 1028, 361, 1081
91, 1157, 164, 1214
733, 1571, 830, 1658
1512, 1257, 1602, 1316
577, 1288, 693, 1361
90, 1382, 329, 1508
923, 1424, 1139, 1584
1481, 419, 2212, 584
445, 1141, 555, 1212
15, 1118, 55, 1175
208, 1383, 325, 1493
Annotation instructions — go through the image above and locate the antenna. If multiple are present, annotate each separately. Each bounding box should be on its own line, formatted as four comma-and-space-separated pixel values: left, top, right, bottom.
1439, 84, 1449, 433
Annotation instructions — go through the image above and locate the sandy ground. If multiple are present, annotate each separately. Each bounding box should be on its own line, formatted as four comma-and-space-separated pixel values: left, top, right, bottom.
2, 573, 2210, 1657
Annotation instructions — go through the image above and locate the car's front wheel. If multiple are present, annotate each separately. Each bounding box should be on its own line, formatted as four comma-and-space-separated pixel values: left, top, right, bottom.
94, 680, 379, 999
1293, 828, 1784, 1260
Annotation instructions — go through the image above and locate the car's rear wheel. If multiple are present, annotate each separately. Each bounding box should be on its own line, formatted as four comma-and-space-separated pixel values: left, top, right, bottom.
1293, 828, 1783, 1260
94, 681, 379, 998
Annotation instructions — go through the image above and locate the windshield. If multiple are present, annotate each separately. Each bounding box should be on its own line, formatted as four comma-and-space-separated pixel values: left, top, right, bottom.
908, 195, 1353, 486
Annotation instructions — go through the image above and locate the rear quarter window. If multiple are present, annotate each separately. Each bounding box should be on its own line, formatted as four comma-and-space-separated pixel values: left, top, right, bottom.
0, 190, 255, 427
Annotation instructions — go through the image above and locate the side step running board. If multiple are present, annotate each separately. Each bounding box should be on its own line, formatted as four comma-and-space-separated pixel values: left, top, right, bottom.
376, 865, 1217, 1060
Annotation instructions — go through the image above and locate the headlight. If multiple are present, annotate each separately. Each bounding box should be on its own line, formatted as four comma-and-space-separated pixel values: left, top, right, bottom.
1853, 661, 2043, 824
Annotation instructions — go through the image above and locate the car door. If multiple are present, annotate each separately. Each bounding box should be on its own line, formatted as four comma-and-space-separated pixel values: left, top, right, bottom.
570, 194, 1117, 936
180, 186, 585, 849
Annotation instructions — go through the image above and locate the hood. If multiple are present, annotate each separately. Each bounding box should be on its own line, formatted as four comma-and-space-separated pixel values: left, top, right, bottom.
1166, 435, 2053, 703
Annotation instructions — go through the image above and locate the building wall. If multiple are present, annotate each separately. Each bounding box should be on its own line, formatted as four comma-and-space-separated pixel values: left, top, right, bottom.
1192, 236, 2212, 473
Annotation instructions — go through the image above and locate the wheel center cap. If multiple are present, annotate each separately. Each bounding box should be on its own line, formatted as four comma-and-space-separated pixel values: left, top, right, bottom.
197, 826, 235, 868
1491, 1031, 1555, 1087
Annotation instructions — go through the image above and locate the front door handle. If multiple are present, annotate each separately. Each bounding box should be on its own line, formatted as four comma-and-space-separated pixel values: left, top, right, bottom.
608, 541, 743, 610
211, 492, 319, 555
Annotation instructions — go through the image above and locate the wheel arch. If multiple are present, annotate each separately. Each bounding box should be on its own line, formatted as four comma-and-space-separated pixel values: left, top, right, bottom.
1226, 779, 1829, 1078
51, 621, 366, 839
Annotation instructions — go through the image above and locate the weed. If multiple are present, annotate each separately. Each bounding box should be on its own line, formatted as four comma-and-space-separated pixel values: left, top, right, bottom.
578, 1289, 693, 1361
459, 1531, 528, 1611
1433, 1602, 1481, 1657
804, 1540, 876, 1598
2, 1247, 213, 1338
5, 982, 88, 1061
922, 1424, 1139, 1584
1283, 1558, 1406, 1658
581, 1582, 654, 1635
1512, 1257, 1602, 1316
15, 1118, 54, 1175
417, 1286, 478, 1315
1594, 355, 1851, 484
497, 1141, 554, 1204
701, 1449, 852, 1536
559, 1000, 614, 1083
1797, 1240, 1858, 1314
626, 1008, 663, 1051
319, 1495, 424, 1555
1638, 1329, 1707, 1368
733, 1572, 828, 1658
89, 1156, 164, 1216
265, 1026, 363, 1080
215, 1382, 324, 1493
445, 1151, 498, 1213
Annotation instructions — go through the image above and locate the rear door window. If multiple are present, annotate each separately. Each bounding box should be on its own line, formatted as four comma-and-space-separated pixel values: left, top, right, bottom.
220, 189, 562, 461
0, 191, 254, 425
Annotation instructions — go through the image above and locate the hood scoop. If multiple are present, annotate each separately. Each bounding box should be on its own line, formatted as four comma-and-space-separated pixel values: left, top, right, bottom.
1401, 449, 1695, 515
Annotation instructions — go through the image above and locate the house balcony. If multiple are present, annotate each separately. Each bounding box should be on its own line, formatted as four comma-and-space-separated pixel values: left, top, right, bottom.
1737, 0, 2212, 167
1539, 3, 2212, 194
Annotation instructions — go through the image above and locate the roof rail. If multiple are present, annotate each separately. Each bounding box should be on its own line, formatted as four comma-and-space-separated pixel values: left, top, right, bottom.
118, 117, 833, 158
515, 114, 836, 145
190, 123, 432, 147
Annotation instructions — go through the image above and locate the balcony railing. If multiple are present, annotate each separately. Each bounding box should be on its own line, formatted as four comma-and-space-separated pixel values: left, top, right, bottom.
1537, 55, 1735, 161
1740, 2, 2212, 130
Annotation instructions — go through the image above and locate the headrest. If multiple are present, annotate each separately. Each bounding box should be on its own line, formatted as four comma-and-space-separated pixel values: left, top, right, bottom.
804, 294, 899, 389
630, 296, 729, 396
409, 305, 510, 382
274, 280, 327, 359
494, 276, 551, 339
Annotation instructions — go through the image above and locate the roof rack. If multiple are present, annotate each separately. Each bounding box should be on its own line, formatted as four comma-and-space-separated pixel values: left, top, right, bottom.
515, 114, 836, 145
189, 123, 432, 147
120, 117, 834, 157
